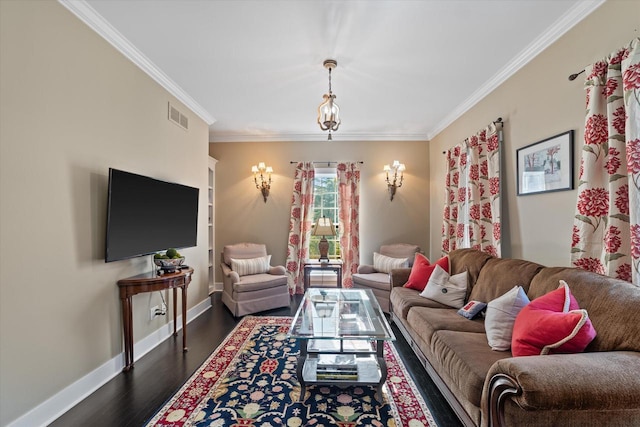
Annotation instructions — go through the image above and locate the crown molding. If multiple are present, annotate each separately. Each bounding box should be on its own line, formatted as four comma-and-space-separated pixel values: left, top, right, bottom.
57, 0, 216, 125
426, 0, 606, 140
209, 131, 428, 143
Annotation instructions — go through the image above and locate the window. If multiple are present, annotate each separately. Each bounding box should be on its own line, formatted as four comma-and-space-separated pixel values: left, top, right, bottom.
309, 170, 340, 259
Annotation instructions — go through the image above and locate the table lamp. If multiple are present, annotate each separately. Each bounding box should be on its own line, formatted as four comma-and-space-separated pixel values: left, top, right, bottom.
312, 216, 337, 262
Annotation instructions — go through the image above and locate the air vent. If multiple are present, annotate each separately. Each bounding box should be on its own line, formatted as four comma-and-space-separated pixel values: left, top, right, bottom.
168, 102, 189, 131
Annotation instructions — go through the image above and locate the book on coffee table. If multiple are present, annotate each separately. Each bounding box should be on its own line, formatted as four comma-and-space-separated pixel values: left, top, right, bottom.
316, 353, 357, 372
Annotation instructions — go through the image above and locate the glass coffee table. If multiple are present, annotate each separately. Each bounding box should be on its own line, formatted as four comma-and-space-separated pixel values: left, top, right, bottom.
288, 288, 396, 401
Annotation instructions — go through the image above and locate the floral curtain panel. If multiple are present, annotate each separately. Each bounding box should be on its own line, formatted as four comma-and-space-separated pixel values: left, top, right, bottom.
571, 38, 640, 285
442, 123, 502, 257
285, 162, 315, 294
337, 162, 360, 288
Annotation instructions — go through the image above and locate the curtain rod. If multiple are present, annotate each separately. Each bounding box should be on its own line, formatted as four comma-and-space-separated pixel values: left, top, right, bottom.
441, 117, 503, 154
568, 69, 585, 81
289, 161, 364, 165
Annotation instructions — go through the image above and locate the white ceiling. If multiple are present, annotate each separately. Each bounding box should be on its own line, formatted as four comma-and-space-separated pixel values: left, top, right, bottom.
62, 0, 604, 142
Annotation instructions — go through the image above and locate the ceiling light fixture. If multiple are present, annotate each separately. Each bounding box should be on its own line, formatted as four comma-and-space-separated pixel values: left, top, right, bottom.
317, 59, 341, 140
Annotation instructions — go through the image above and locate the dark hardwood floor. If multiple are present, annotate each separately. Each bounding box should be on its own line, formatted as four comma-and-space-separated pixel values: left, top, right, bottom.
50, 293, 462, 427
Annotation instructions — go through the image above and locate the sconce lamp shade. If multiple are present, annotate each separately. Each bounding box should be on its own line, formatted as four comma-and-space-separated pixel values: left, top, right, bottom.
311, 216, 336, 262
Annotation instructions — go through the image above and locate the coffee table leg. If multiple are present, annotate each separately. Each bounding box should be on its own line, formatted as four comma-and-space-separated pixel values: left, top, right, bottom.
297, 338, 308, 401
376, 340, 387, 402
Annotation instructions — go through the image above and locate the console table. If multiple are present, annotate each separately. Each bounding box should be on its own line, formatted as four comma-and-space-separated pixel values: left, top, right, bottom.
117, 267, 193, 372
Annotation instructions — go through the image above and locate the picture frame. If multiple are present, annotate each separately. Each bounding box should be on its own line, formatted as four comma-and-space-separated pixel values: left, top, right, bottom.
516, 130, 574, 196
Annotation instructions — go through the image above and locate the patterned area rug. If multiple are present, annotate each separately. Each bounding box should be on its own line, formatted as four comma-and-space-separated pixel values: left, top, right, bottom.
146, 316, 437, 426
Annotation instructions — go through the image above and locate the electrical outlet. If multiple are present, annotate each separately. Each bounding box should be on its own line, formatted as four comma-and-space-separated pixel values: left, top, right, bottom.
150, 305, 159, 320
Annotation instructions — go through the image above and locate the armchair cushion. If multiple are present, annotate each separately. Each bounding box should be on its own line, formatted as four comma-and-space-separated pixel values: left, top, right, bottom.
373, 252, 410, 273
357, 265, 377, 274
231, 255, 271, 276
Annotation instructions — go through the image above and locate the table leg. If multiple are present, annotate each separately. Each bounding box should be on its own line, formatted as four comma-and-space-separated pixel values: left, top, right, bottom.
181, 285, 188, 352
376, 339, 387, 402
337, 268, 342, 288
121, 297, 133, 372
297, 338, 308, 401
172, 287, 177, 337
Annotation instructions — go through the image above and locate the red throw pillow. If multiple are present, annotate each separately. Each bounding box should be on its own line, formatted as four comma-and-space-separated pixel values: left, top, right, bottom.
403, 254, 449, 292
511, 280, 597, 357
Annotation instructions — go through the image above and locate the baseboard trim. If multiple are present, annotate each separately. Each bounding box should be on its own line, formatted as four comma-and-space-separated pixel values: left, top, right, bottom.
7, 298, 212, 427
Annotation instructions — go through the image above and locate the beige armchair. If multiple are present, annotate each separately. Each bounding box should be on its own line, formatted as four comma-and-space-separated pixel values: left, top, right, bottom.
220, 243, 290, 317
352, 243, 420, 312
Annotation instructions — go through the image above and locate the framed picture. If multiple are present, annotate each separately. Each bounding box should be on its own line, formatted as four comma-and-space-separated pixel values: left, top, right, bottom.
516, 130, 574, 196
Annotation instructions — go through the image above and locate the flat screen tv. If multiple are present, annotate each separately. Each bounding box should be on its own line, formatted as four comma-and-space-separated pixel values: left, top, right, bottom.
105, 168, 199, 262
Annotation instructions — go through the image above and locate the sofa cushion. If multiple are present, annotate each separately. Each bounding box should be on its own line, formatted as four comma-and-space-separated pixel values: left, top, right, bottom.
406, 306, 486, 343
512, 281, 596, 356
469, 257, 543, 303
431, 330, 511, 408
529, 267, 640, 353
420, 265, 468, 308
391, 287, 451, 320
448, 248, 494, 286
404, 254, 449, 291
373, 252, 409, 273
485, 286, 530, 351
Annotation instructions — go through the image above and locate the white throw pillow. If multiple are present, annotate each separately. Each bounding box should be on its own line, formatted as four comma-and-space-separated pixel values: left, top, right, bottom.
485, 286, 530, 351
230, 255, 271, 276
419, 264, 468, 308
373, 252, 409, 274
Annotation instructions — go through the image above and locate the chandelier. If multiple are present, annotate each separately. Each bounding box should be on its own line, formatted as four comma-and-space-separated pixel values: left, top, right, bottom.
317, 59, 341, 140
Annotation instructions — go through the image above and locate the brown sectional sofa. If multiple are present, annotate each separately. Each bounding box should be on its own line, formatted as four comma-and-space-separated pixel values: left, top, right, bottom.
390, 248, 640, 427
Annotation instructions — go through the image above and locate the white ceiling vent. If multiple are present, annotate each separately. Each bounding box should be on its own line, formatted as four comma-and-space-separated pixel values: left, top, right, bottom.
168, 102, 189, 131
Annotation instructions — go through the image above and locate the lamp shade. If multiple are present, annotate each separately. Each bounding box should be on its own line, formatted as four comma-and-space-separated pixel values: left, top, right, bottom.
312, 216, 336, 237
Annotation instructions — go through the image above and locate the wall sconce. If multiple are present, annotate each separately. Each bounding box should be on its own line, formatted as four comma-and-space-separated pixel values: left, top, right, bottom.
251, 162, 273, 203
383, 160, 405, 201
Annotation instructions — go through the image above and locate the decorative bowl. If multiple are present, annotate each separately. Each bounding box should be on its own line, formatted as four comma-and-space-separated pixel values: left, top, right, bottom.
154, 257, 185, 272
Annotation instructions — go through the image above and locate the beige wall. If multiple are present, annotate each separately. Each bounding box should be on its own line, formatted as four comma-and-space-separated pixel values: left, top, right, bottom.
209, 140, 430, 280
428, 0, 640, 265
0, 2, 210, 425
2, 0, 638, 424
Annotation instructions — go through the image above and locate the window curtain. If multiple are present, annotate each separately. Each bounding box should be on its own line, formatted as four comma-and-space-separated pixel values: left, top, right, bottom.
285, 162, 315, 294
337, 162, 360, 288
442, 123, 502, 257
571, 38, 640, 286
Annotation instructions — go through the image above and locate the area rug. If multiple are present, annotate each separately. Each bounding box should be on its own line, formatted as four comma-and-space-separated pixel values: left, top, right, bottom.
146, 316, 437, 426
